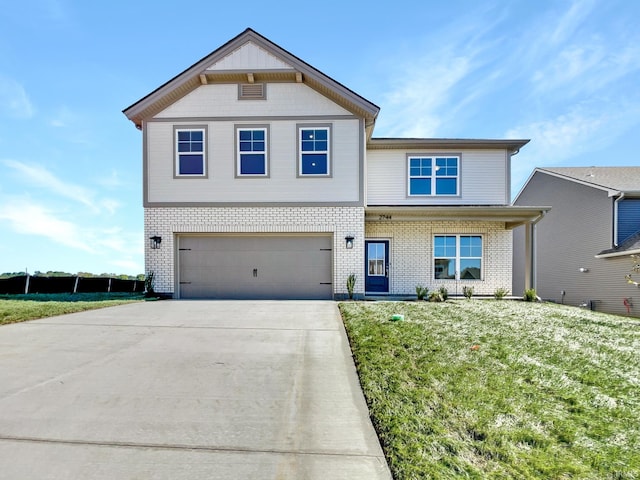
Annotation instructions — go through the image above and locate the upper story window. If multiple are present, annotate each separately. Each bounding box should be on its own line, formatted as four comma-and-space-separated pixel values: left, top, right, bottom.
408, 156, 459, 196
237, 127, 268, 176
434, 235, 482, 280
175, 127, 206, 177
299, 126, 330, 176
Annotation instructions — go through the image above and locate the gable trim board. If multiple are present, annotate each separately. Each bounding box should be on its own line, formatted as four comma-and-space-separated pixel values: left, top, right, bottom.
128, 28, 549, 299
123, 28, 379, 134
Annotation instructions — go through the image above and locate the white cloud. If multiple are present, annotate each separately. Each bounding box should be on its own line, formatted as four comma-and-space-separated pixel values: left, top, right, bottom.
0, 76, 35, 119
380, 55, 473, 137
2, 159, 99, 212
96, 170, 125, 189
0, 196, 143, 271
548, 0, 597, 46
0, 199, 94, 253
49, 105, 78, 128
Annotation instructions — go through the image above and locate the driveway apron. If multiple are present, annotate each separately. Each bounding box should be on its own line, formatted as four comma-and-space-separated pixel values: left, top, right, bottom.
0, 301, 391, 479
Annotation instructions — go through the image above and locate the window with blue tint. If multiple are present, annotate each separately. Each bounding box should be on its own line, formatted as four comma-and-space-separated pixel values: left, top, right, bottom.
176, 128, 205, 176
408, 156, 459, 196
434, 235, 482, 280
299, 127, 329, 175
237, 128, 267, 176
410, 178, 431, 195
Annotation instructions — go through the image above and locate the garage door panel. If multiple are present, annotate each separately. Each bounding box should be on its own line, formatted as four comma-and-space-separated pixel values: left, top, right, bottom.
179, 236, 332, 299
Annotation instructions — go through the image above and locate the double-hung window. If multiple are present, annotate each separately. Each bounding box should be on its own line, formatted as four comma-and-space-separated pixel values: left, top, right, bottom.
434, 235, 482, 280
175, 127, 206, 176
299, 126, 330, 176
408, 156, 459, 196
237, 127, 268, 176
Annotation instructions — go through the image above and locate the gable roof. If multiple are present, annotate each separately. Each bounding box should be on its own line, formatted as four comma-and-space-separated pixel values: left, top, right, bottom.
533, 167, 640, 196
123, 28, 380, 133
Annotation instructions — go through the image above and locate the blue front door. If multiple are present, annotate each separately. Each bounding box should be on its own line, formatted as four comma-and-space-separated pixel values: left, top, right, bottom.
365, 240, 389, 293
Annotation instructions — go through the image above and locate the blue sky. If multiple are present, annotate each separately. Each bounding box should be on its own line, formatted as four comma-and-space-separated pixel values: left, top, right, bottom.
1, 0, 638, 275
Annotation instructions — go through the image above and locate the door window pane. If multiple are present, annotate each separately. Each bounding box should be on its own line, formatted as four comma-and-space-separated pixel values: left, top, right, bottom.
368, 243, 385, 276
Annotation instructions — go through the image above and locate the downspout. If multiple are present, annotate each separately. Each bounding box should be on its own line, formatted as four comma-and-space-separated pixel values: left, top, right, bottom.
525, 211, 546, 291
613, 192, 625, 248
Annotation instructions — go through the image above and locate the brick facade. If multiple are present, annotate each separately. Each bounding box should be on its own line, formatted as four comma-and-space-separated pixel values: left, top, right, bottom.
145, 206, 364, 297
365, 220, 513, 296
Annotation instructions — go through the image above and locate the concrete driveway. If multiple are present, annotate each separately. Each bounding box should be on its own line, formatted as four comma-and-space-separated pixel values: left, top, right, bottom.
0, 301, 391, 479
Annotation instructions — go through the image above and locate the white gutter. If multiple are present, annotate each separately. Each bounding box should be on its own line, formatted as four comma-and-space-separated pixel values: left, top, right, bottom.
614, 192, 625, 247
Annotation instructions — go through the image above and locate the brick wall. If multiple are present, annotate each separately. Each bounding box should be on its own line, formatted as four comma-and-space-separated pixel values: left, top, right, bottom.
144, 206, 364, 297
365, 220, 513, 296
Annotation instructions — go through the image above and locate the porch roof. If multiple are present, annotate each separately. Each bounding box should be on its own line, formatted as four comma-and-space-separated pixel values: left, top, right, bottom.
365, 205, 550, 229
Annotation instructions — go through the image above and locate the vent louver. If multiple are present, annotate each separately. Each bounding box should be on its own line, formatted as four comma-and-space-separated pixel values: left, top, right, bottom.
239, 83, 265, 99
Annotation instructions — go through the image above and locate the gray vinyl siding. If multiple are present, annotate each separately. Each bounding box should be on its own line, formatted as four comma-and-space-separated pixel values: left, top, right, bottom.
366, 149, 509, 205
513, 171, 639, 317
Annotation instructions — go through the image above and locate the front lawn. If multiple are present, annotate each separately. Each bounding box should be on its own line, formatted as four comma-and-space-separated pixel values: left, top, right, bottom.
340, 300, 640, 479
0, 293, 145, 325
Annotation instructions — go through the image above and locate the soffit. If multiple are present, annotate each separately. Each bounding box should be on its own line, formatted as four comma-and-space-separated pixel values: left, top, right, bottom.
368, 138, 530, 152
365, 205, 550, 229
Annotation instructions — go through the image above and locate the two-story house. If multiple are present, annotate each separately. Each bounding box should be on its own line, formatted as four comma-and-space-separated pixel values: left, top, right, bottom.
123, 28, 548, 299
513, 167, 640, 317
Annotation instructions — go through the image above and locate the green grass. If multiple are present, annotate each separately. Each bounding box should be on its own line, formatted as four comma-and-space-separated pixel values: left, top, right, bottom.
340, 300, 640, 479
0, 293, 145, 325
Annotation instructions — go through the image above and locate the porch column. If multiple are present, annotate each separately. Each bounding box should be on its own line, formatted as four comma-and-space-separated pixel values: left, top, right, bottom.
524, 222, 535, 291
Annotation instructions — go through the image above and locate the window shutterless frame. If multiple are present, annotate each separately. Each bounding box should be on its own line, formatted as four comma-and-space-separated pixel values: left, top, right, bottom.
297, 124, 332, 177
433, 234, 483, 280
174, 126, 207, 178
235, 125, 269, 177
407, 154, 460, 196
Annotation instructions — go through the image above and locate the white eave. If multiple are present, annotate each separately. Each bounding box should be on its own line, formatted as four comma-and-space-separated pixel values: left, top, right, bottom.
368, 138, 530, 152
365, 205, 550, 229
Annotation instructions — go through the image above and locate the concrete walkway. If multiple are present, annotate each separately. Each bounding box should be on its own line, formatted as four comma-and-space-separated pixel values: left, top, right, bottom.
0, 301, 391, 479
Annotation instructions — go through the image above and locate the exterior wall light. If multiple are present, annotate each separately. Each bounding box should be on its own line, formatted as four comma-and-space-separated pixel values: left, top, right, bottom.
578, 267, 589, 273
150, 235, 162, 249
345, 235, 355, 249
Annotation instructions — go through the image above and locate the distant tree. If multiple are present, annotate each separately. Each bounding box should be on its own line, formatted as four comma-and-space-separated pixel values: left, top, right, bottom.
0, 272, 27, 278
626, 254, 640, 287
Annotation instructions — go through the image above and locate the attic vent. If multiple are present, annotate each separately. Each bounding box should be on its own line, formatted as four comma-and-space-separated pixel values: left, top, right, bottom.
239, 83, 265, 100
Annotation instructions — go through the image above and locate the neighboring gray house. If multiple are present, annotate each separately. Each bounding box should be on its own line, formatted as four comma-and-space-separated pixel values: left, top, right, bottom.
123, 28, 547, 300
513, 167, 640, 317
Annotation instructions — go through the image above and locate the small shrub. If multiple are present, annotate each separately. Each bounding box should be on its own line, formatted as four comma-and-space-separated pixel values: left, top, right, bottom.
524, 288, 537, 302
429, 291, 444, 302
346, 273, 357, 300
462, 286, 474, 299
144, 271, 155, 297
439, 286, 448, 301
494, 287, 509, 300
415, 285, 429, 301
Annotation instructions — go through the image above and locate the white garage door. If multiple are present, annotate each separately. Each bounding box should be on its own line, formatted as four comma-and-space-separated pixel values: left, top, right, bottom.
178, 235, 333, 299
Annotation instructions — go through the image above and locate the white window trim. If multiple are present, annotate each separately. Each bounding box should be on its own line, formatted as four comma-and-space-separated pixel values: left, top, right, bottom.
407, 155, 460, 196
174, 126, 207, 178
297, 124, 332, 177
433, 234, 483, 281
235, 126, 269, 178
